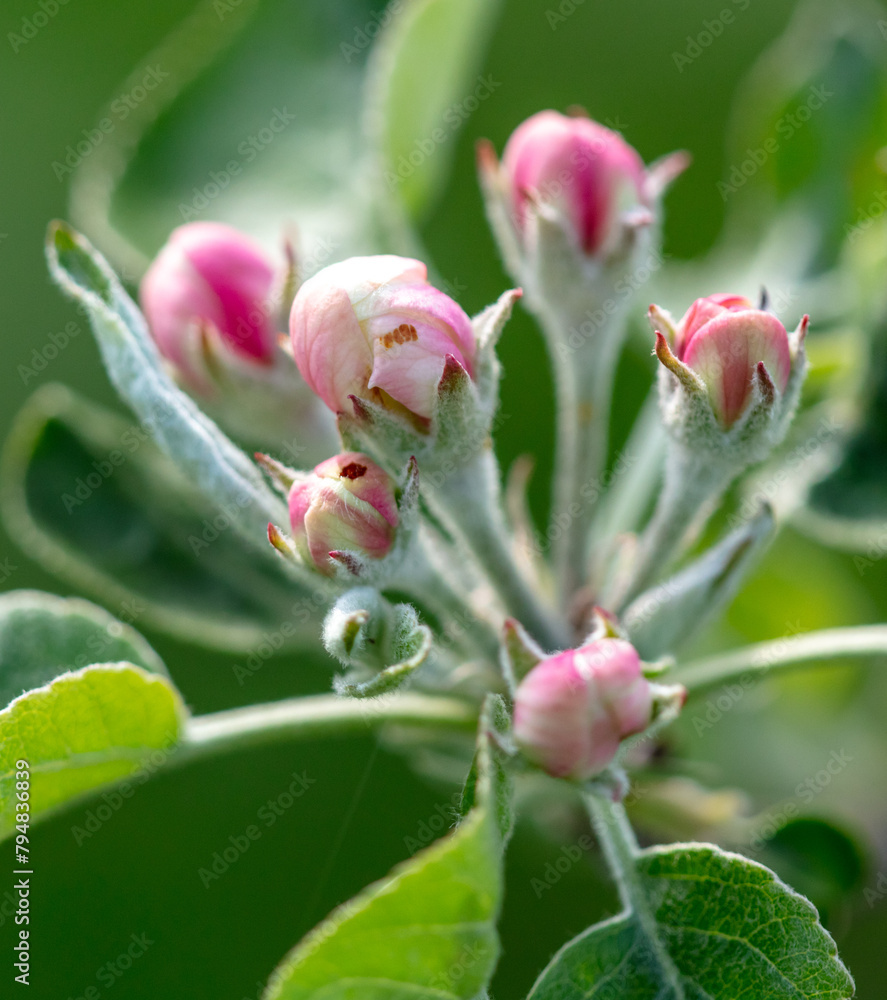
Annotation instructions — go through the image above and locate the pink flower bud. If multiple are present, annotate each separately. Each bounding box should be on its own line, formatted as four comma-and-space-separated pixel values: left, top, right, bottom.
513, 638, 652, 781
502, 110, 648, 256
287, 452, 399, 574
290, 255, 475, 422
141, 222, 277, 379
668, 294, 792, 428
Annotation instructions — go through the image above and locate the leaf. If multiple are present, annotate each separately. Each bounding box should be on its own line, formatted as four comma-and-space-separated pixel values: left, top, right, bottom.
46, 223, 322, 594
763, 817, 865, 921
795, 318, 887, 552
0, 664, 186, 841
70, 0, 380, 277
364, 0, 502, 224
729, 0, 887, 267
528, 842, 854, 1000
0, 590, 165, 710
70, 0, 501, 276
1, 385, 316, 651
263, 694, 512, 999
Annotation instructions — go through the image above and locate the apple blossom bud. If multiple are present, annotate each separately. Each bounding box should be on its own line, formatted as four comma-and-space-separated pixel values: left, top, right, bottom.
501, 110, 649, 258
287, 452, 399, 574
141, 222, 277, 379
289, 255, 476, 422
513, 638, 652, 780
653, 294, 795, 429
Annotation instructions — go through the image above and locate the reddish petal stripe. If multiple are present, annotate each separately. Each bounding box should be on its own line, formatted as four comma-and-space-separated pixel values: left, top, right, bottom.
675, 294, 752, 358
173, 222, 276, 363
682, 310, 791, 427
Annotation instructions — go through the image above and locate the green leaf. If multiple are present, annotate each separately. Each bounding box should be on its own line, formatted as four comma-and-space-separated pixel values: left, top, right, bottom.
729, 0, 887, 267
2, 385, 317, 651
364, 0, 501, 223
69, 0, 402, 281
528, 843, 854, 1000
763, 817, 865, 921
0, 664, 186, 841
796, 317, 887, 551
0, 590, 165, 710
46, 223, 323, 595
263, 694, 511, 999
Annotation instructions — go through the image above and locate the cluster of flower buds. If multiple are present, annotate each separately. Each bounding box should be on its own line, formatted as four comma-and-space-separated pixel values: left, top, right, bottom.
133, 119, 803, 756
650, 293, 808, 462
140, 222, 335, 455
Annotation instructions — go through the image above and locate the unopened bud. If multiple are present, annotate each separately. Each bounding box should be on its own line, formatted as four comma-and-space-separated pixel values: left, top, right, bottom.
513, 637, 652, 780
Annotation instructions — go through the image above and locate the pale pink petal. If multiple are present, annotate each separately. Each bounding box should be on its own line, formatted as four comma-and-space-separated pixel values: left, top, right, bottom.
683, 310, 791, 427
675, 293, 752, 358
291, 281, 373, 413
502, 110, 647, 254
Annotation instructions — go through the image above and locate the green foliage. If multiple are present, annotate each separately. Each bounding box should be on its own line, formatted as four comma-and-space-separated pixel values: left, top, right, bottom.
45, 224, 327, 597
0, 589, 166, 710
529, 843, 854, 1000
1, 386, 315, 651
263, 696, 512, 999
364, 0, 501, 222
0, 663, 186, 841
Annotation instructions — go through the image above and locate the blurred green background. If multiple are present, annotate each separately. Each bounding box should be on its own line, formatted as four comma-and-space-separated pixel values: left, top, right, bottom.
2, 0, 886, 996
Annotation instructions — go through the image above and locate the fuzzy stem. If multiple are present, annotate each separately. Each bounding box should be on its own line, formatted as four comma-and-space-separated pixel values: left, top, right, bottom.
676, 625, 887, 695
407, 540, 503, 666
549, 328, 621, 603
178, 692, 477, 765
617, 443, 731, 609
425, 449, 570, 652
584, 791, 685, 997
